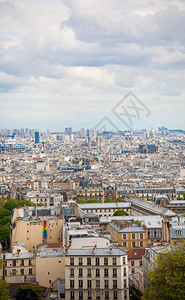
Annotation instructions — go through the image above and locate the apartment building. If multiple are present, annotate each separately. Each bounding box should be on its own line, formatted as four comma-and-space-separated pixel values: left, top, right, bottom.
127, 248, 145, 275
65, 247, 129, 300
26, 191, 63, 206
3, 252, 36, 283
107, 221, 148, 252
36, 249, 65, 288
10, 207, 64, 251
78, 202, 131, 218
76, 187, 104, 202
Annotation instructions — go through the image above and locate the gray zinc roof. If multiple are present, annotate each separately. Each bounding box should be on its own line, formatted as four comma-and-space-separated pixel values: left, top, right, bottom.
65, 247, 127, 256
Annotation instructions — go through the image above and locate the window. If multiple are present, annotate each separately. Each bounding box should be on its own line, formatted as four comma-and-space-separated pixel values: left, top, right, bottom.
123, 256, 125, 264
105, 291, 109, 299
124, 290, 127, 299
123, 234, 126, 239
87, 280, 92, 288
21, 260, 24, 266
96, 280, 100, 288
87, 269, 91, 277
131, 268, 135, 274
113, 269, 117, 277
140, 233, 143, 239
12, 269, 16, 276
79, 291, 83, 299
21, 269, 24, 275
70, 291, 74, 300
104, 258, 108, 265
113, 280, 117, 288
131, 260, 135, 266
156, 230, 161, 238
113, 258, 117, 265
150, 230, 154, 238
13, 260, 16, 267
49, 280, 51, 284
79, 269, 83, 277
123, 242, 126, 247
70, 280, 74, 288
124, 268, 126, 276
177, 230, 182, 236
96, 269, 100, 277
104, 280, 109, 288
87, 258, 91, 266
104, 269, 108, 277
29, 268, 32, 275
88, 291, 92, 300
70, 269, 74, 277
132, 234, 135, 239
79, 280, 83, 288
140, 241, 143, 247
96, 257, 99, 265
70, 258, 74, 266
132, 241, 136, 247
96, 291, 100, 300
139, 260, 142, 267
113, 291, 117, 299
29, 259, 32, 266
124, 279, 127, 288
79, 257, 83, 265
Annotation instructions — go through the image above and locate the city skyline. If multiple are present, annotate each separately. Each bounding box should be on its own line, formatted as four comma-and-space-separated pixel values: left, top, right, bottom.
0, 0, 185, 130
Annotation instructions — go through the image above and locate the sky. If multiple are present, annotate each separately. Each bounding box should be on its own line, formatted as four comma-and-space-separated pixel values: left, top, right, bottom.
0, 0, 185, 131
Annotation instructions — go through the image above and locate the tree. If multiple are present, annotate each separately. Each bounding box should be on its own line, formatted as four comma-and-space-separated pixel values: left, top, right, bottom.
104, 198, 114, 203
115, 197, 123, 202
4, 199, 18, 211
0, 224, 10, 244
15, 284, 43, 300
87, 199, 99, 203
77, 199, 85, 204
0, 209, 11, 219
113, 209, 129, 216
0, 260, 10, 300
37, 203, 44, 207
18, 200, 35, 207
0, 216, 10, 225
0, 198, 4, 208
183, 192, 185, 200
144, 240, 185, 300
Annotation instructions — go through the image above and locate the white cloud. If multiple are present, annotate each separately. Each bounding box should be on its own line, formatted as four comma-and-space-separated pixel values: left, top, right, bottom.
0, 0, 185, 130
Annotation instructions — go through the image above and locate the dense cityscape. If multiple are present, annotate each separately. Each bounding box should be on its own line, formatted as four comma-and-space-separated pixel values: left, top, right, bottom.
0, 127, 184, 299
1, 0, 185, 299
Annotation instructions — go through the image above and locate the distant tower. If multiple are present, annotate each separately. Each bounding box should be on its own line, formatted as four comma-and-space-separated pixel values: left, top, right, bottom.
88, 137, 91, 150
35, 131, 40, 144
65, 127, 72, 135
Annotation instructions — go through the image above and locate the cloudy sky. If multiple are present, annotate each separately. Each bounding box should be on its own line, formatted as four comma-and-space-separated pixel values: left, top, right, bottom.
0, 0, 185, 131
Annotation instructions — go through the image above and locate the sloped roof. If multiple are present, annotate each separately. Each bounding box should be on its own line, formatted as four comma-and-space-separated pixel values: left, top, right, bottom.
128, 248, 145, 260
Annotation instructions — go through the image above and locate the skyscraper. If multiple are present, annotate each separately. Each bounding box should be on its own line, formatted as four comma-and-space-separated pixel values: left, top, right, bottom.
35, 131, 40, 144
65, 127, 72, 135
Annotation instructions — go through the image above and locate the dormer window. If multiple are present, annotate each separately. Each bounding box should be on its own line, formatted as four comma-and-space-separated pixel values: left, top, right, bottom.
176, 230, 182, 236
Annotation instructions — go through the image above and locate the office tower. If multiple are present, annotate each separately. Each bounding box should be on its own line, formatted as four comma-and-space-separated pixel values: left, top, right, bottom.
35, 131, 40, 144
80, 128, 85, 137
21, 128, 24, 137
65, 127, 72, 135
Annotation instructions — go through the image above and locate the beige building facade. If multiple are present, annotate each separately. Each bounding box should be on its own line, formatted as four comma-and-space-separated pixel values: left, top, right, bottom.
36, 249, 65, 287
65, 247, 129, 300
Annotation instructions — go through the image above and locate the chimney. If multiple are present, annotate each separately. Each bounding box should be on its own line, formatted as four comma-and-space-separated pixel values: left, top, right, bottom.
93, 244, 96, 254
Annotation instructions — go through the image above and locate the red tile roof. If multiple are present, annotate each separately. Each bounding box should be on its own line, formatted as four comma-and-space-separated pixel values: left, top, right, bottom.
128, 248, 145, 260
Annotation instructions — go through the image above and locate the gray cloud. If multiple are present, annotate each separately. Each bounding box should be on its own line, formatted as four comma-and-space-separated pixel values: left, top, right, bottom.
0, 0, 185, 130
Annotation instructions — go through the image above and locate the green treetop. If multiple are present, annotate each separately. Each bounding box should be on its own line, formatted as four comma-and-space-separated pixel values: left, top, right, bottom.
113, 209, 129, 216
144, 240, 185, 300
